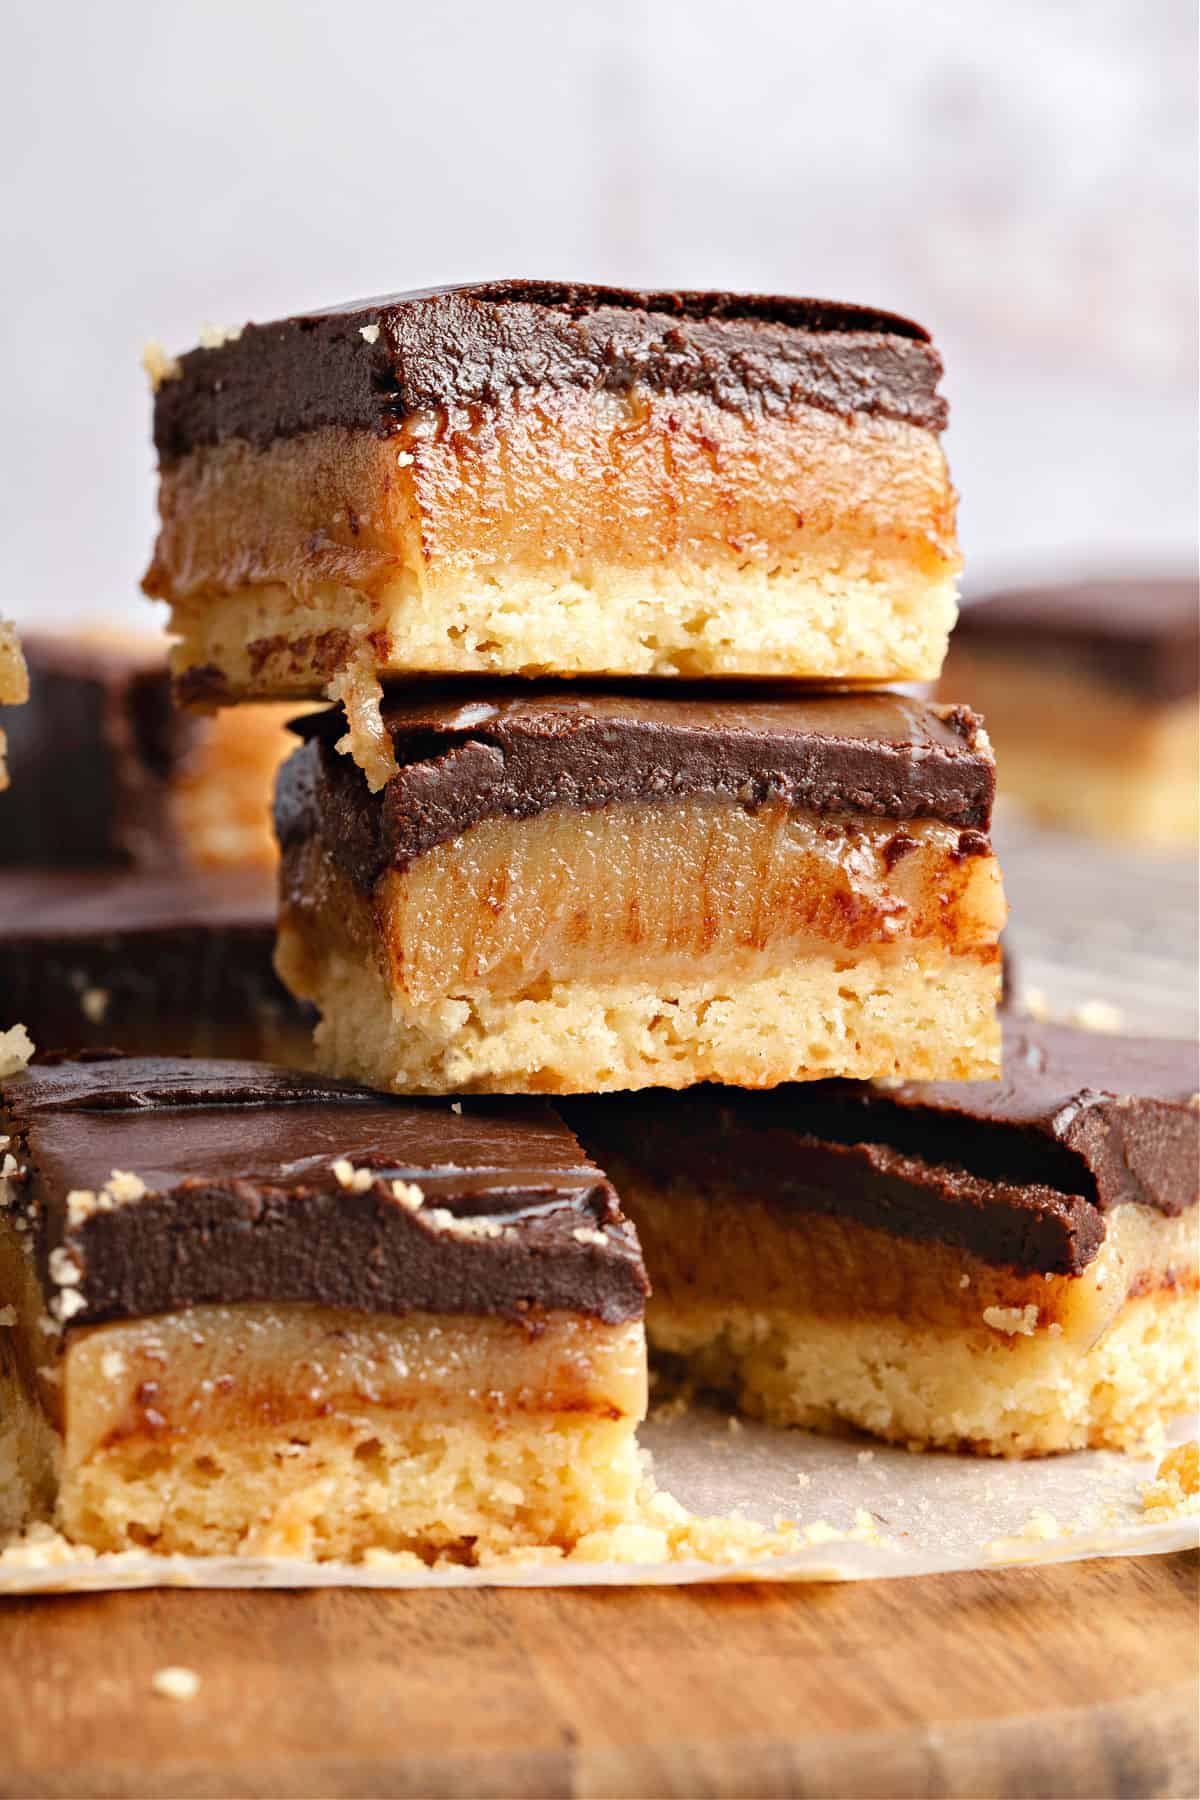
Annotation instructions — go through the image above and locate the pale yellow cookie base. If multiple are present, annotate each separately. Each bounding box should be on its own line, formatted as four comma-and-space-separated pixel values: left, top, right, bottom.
639, 1203, 1198, 1456
60, 1412, 647, 1561
0, 1275, 648, 1561
166, 559, 958, 692
942, 650, 1199, 847
280, 929, 1001, 1095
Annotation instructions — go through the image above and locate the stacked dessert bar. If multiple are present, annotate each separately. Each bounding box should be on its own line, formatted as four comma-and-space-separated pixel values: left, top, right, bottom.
148, 282, 1004, 1094
0, 284, 1193, 1567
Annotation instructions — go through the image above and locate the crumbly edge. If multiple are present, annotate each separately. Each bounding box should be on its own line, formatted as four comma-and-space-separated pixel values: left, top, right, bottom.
646, 1279, 1197, 1457
278, 929, 1002, 1094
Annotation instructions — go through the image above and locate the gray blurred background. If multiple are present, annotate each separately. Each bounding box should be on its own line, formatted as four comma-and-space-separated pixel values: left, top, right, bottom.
1, 0, 1196, 628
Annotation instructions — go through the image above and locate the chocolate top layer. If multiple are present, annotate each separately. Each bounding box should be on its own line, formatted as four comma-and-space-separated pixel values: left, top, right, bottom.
153, 279, 948, 458
1, 1055, 647, 1328
955, 577, 1199, 701
277, 687, 995, 889
564, 1022, 1198, 1276
0, 870, 305, 1064
0, 634, 197, 868
0, 867, 276, 941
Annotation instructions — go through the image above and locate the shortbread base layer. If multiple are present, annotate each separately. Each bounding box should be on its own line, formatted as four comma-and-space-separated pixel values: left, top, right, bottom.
0, 1289, 647, 1561
166, 561, 958, 693
620, 1178, 1198, 1454
58, 1412, 647, 1562
279, 933, 1001, 1095
942, 652, 1199, 846
651, 1288, 1195, 1456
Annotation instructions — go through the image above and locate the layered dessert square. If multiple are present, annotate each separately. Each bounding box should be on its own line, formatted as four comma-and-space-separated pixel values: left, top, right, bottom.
0, 869, 310, 1062
274, 687, 1005, 1094
0, 1055, 648, 1559
144, 282, 960, 754
0, 632, 293, 870
0, 619, 28, 792
566, 1022, 1199, 1455
943, 576, 1199, 846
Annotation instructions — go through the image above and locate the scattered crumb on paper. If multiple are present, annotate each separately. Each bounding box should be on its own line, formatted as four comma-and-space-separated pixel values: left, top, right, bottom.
1142, 1441, 1200, 1518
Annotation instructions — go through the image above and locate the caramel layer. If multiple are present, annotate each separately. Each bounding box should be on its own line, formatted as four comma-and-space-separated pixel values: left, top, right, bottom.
60, 1305, 647, 1471
284, 797, 1005, 1012
147, 393, 959, 690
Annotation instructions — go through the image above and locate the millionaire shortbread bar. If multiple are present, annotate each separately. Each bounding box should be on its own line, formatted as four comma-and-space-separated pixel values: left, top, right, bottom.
274, 687, 1005, 1095
144, 282, 961, 774
0, 1056, 648, 1559
566, 1022, 1199, 1455
943, 576, 1199, 846
0, 633, 293, 870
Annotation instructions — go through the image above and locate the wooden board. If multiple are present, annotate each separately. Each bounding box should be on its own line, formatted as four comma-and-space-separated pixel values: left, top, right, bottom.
0, 1552, 1194, 1798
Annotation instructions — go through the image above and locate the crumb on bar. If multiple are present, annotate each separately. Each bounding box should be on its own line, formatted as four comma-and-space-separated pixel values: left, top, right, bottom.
0, 1024, 34, 1078
332, 1158, 374, 1193
197, 322, 244, 350
141, 341, 181, 391
328, 646, 399, 793
66, 1170, 149, 1225
982, 1303, 1040, 1336
423, 1208, 504, 1241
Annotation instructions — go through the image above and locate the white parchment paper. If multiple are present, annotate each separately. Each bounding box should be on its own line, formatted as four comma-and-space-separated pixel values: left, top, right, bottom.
1, 1405, 1194, 1594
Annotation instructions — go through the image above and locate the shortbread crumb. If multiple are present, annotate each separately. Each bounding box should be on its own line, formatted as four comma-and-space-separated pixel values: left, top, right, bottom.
328, 647, 398, 793
0, 1025, 34, 1078
1141, 1441, 1200, 1517
332, 1158, 373, 1193
141, 341, 181, 391
982, 1303, 1040, 1337
198, 322, 243, 350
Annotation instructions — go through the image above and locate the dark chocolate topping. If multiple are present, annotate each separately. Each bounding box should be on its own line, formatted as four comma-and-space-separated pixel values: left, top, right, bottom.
0, 869, 306, 1064
955, 576, 1199, 701
153, 279, 948, 458
0, 635, 199, 868
276, 687, 995, 889
0, 866, 275, 941
564, 1022, 1198, 1277
1, 1055, 647, 1328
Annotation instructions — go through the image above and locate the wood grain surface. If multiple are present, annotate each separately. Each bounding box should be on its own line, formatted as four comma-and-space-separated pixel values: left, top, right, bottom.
0, 1551, 1194, 1799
